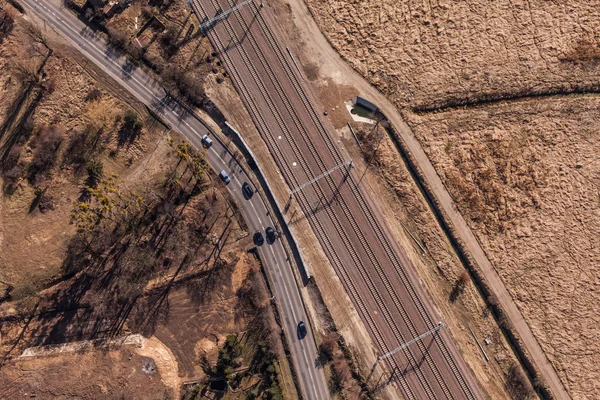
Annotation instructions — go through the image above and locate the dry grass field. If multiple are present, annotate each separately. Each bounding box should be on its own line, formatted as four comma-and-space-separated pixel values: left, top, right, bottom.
307, 0, 600, 110
1, 345, 174, 399
0, 8, 291, 399
406, 96, 600, 397
0, 8, 155, 293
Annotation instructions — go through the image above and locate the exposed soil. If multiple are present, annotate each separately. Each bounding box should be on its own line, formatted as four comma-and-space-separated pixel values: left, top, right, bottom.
405, 96, 600, 398
305, 0, 600, 110
149, 254, 252, 380
0, 346, 172, 399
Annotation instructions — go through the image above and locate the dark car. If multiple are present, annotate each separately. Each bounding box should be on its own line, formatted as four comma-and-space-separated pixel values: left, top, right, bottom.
266, 226, 277, 244
297, 321, 307, 339
201, 134, 213, 148
253, 230, 264, 246
242, 182, 254, 200
219, 170, 231, 184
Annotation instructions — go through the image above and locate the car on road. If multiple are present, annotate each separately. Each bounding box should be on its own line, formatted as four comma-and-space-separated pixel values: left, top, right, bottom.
242, 182, 254, 199
219, 170, 231, 184
253, 230, 265, 246
201, 134, 213, 148
297, 321, 307, 339
266, 226, 277, 244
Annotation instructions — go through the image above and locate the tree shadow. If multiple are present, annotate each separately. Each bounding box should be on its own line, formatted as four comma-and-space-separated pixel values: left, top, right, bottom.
0, 83, 34, 142
449, 273, 469, 303
117, 112, 143, 147
0, 146, 232, 365
0, 90, 42, 170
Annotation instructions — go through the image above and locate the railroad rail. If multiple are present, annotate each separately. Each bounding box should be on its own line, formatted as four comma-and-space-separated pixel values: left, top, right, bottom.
242, 4, 476, 397
192, 0, 477, 398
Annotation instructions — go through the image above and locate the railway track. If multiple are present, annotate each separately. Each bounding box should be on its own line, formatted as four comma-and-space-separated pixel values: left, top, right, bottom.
243, 4, 476, 398
193, 1, 477, 398
190, 4, 421, 398
194, 2, 424, 398
221, 10, 450, 400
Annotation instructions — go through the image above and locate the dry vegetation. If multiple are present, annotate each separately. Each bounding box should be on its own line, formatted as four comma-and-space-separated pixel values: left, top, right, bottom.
180, 262, 287, 400
0, 8, 290, 399
65, 0, 227, 109
304, 281, 368, 399
0, 8, 154, 294
306, 0, 600, 111
318, 331, 364, 398
405, 96, 600, 398
350, 120, 531, 399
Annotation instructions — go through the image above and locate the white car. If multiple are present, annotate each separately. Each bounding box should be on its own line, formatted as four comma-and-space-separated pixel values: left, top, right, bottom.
201, 134, 213, 148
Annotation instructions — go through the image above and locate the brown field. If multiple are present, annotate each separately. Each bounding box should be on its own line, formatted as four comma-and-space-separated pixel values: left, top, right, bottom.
1, 345, 173, 399
0, 7, 156, 294
306, 0, 600, 110
405, 96, 600, 398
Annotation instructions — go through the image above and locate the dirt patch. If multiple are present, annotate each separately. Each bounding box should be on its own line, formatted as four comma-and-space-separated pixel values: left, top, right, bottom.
136, 336, 180, 396
147, 254, 249, 381
0, 346, 172, 399
177, 257, 290, 399
314, 77, 358, 129
404, 96, 600, 397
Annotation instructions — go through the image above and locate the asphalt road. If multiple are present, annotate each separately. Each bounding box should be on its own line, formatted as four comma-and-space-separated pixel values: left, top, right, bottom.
19, 0, 329, 398
192, 0, 484, 398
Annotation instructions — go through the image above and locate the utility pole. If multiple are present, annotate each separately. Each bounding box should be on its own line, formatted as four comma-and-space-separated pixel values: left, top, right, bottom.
200, 0, 253, 31
367, 322, 445, 383
378, 322, 445, 361
290, 159, 353, 195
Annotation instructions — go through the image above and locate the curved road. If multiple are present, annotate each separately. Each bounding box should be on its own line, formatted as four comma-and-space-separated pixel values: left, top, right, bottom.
19, 0, 329, 398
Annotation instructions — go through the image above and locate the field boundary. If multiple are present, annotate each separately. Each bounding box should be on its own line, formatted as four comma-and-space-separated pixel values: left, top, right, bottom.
411, 85, 600, 114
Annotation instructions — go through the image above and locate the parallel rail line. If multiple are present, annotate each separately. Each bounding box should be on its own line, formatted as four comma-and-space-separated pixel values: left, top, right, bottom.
246, 4, 475, 398
194, 0, 476, 398
218, 3, 445, 398
193, 2, 420, 398
210, 2, 437, 397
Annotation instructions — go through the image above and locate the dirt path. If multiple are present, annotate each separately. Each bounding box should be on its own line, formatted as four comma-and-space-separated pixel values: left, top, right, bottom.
282, 0, 569, 398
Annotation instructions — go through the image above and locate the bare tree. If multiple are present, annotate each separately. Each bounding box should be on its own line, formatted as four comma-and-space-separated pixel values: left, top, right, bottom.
318, 332, 338, 363
12, 63, 43, 87
24, 23, 50, 52
506, 362, 535, 399
449, 270, 470, 303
